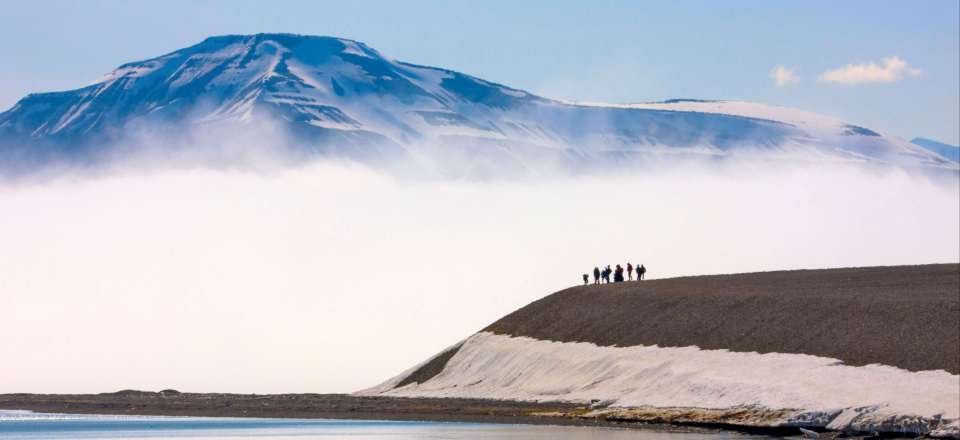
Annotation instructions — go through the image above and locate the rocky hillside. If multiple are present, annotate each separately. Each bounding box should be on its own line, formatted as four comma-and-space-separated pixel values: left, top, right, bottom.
362, 264, 960, 437
486, 264, 959, 373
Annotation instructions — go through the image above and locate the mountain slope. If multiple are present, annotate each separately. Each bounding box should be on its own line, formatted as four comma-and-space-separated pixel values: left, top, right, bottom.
913, 137, 960, 163
1, 33, 955, 174
361, 264, 960, 436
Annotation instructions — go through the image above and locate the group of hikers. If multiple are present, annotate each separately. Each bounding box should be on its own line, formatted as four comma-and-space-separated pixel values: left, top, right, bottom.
583, 263, 646, 284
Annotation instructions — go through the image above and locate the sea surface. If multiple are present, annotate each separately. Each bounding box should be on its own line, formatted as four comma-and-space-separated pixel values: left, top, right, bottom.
0, 410, 775, 439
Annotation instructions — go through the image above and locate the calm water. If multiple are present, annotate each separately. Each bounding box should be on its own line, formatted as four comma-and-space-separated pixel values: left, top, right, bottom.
0, 410, 779, 440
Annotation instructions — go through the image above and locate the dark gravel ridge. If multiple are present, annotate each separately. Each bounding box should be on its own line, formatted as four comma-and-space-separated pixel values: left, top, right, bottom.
484, 263, 959, 373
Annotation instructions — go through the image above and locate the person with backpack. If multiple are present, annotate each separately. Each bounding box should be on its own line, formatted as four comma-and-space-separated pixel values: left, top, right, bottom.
638, 264, 646, 280
627, 262, 634, 281
614, 264, 624, 282
582, 273, 589, 285
593, 267, 601, 284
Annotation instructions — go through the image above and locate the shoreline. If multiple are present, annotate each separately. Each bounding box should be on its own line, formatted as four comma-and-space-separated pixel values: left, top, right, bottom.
0, 392, 813, 437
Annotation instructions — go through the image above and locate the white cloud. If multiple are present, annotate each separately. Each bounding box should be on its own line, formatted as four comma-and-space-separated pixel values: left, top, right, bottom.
770, 66, 800, 87
818, 56, 921, 85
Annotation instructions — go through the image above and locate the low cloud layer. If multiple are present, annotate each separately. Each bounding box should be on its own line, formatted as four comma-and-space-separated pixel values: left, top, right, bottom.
819, 56, 921, 85
1, 162, 957, 394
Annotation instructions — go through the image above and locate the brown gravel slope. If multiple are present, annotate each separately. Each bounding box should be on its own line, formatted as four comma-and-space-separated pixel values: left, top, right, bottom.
484, 264, 959, 373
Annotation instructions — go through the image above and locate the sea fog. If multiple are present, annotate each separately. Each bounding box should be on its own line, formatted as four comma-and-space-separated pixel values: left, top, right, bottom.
1, 145, 957, 394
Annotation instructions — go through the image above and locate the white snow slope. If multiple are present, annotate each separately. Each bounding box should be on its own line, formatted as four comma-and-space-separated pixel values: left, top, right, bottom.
361, 332, 960, 437
602, 100, 954, 167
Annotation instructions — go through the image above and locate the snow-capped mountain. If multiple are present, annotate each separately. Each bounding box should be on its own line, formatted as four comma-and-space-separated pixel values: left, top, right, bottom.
0, 33, 954, 174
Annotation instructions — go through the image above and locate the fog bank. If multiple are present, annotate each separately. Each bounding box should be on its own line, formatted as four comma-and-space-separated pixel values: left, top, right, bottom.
1, 162, 957, 393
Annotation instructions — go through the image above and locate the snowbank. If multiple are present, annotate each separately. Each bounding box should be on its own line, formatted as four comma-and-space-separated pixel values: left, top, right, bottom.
361, 332, 960, 436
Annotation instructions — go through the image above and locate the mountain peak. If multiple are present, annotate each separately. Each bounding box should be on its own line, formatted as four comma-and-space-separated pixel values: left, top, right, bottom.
200, 32, 363, 44
193, 33, 379, 57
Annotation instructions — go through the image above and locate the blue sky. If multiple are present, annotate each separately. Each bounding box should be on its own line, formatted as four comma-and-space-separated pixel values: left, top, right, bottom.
2, 0, 958, 144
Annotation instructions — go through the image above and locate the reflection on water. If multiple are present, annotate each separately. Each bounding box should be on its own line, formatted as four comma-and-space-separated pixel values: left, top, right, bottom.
0, 410, 774, 440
